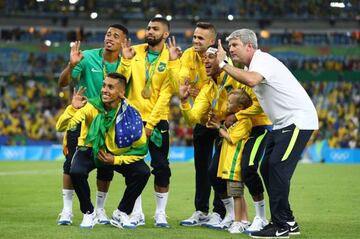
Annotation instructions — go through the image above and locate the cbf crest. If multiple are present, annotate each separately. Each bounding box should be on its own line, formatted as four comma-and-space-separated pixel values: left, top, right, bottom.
158, 62, 167, 72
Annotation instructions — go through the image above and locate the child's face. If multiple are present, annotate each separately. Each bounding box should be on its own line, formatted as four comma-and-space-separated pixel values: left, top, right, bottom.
227, 94, 241, 114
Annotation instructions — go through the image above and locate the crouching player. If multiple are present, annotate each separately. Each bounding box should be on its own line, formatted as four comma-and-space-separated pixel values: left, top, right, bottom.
207, 88, 253, 233
56, 72, 150, 229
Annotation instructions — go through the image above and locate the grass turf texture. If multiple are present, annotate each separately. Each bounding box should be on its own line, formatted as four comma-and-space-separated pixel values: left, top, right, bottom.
0, 161, 359, 239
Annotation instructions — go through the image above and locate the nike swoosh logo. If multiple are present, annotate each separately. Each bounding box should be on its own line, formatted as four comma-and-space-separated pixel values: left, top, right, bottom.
281, 129, 291, 133
91, 68, 102, 72
275, 230, 289, 236
290, 226, 299, 231
160, 130, 168, 133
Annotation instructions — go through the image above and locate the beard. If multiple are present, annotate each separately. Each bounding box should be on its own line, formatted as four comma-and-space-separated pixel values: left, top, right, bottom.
145, 36, 163, 46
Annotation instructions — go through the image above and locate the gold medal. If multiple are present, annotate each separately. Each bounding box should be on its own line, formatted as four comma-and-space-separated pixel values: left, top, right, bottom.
141, 87, 152, 99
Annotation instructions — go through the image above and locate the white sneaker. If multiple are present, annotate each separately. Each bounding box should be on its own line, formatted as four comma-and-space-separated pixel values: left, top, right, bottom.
154, 212, 170, 228
203, 212, 222, 228
246, 216, 268, 232
129, 212, 145, 226
80, 211, 97, 228
209, 214, 233, 230
57, 211, 73, 225
96, 208, 110, 225
228, 221, 251, 234
110, 210, 136, 229
180, 211, 209, 226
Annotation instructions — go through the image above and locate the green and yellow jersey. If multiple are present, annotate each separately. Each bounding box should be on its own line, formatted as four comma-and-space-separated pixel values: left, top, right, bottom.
117, 44, 172, 130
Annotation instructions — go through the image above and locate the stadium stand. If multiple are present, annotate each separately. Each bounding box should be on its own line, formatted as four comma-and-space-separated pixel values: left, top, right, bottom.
0, 1, 358, 151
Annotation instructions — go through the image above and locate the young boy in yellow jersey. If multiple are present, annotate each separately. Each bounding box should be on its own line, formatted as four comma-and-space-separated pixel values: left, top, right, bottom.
207, 88, 253, 234
56, 72, 150, 229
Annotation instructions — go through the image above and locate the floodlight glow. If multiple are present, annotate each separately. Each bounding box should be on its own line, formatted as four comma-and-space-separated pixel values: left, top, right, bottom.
44, 40, 51, 46
228, 14, 234, 21
90, 12, 98, 19
166, 15, 172, 21
330, 2, 345, 8
69, 0, 78, 4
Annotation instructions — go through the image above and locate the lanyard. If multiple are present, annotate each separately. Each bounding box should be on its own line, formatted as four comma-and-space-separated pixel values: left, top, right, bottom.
144, 52, 160, 87
211, 73, 228, 109
101, 49, 121, 80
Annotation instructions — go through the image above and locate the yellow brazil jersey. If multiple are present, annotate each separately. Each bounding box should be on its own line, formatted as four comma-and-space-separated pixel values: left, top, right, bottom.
56, 102, 146, 165
180, 71, 242, 125
168, 47, 209, 94
217, 115, 252, 181
117, 44, 172, 130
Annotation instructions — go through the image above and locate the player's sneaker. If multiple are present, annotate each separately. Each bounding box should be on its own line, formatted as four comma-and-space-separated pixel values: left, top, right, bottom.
209, 214, 233, 230
154, 212, 170, 228
96, 208, 110, 225
57, 211, 73, 225
250, 222, 289, 238
287, 221, 300, 235
80, 211, 97, 228
228, 221, 251, 234
110, 210, 136, 229
246, 216, 268, 232
202, 212, 222, 228
129, 212, 146, 226
180, 211, 209, 226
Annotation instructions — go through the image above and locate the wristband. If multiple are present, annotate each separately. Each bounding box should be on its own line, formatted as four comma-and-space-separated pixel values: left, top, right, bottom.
219, 59, 228, 69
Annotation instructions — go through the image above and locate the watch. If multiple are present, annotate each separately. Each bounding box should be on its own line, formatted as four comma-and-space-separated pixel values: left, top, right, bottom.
219, 59, 228, 69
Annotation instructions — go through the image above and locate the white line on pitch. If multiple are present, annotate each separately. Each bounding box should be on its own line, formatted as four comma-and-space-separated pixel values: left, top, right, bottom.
0, 169, 60, 176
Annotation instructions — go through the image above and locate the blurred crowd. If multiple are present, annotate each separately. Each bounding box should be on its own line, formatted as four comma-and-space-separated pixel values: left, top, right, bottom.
0, 74, 68, 145
1, 72, 359, 148
2, 0, 358, 19
1, 45, 359, 76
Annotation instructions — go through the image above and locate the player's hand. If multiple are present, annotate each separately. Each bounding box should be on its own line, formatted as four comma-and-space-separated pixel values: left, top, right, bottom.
71, 86, 87, 109
168, 36, 182, 61
69, 41, 84, 67
97, 149, 114, 165
179, 77, 191, 102
121, 38, 136, 59
189, 86, 200, 98
217, 39, 227, 63
145, 127, 153, 138
224, 114, 237, 128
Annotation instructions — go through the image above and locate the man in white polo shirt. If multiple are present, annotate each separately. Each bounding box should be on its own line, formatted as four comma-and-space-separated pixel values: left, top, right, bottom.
217, 29, 318, 239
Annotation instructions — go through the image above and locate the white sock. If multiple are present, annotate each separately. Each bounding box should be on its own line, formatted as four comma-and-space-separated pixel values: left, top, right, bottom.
62, 189, 74, 213
155, 192, 168, 214
131, 195, 143, 214
95, 191, 108, 210
221, 197, 235, 220
254, 200, 266, 220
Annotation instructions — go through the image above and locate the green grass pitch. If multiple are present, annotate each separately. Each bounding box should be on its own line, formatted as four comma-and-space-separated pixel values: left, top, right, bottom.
0, 161, 359, 239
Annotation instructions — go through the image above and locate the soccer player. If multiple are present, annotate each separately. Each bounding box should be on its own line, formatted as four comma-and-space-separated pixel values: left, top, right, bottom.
57, 24, 128, 225
217, 29, 319, 238
179, 45, 255, 229
168, 22, 226, 227
56, 72, 150, 229
118, 17, 172, 227
206, 88, 253, 234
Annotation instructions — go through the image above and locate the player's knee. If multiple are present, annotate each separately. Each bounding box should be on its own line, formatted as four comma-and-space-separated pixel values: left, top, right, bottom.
153, 165, 171, 187
96, 168, 114, 182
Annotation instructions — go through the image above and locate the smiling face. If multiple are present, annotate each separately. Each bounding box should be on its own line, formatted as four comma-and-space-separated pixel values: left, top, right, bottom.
101, 77, 124, 107
192, 27, 215, 54
204, 51, 220, 77
145, 21, 169, 47
104, 27, 126, 53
